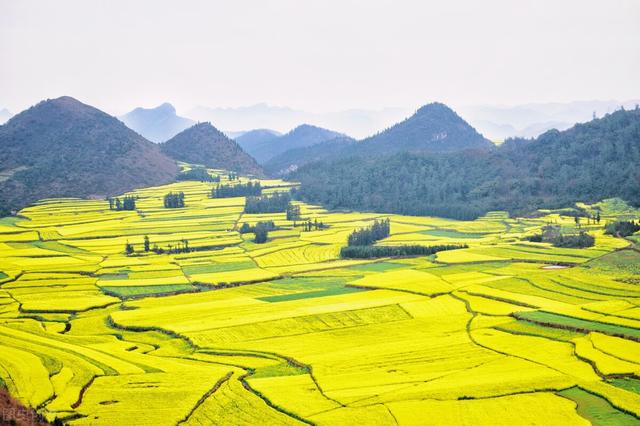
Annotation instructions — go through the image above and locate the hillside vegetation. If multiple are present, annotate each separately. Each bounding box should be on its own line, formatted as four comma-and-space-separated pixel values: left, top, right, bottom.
0, 96, 179, 216
161, 123, 263, 176
293, 107, 640, 219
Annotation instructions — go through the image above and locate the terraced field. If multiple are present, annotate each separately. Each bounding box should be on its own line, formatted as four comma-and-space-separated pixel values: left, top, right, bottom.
1, 168, 639, 425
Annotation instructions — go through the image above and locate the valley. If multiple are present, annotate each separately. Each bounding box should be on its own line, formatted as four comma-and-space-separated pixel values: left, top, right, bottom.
1, 165, 639, 425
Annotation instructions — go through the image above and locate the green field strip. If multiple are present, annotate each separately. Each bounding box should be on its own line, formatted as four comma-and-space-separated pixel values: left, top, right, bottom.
514, 311, 640, 341
257, 286, 365, 303
557, 387, 640, 425
101, 284, 198, 299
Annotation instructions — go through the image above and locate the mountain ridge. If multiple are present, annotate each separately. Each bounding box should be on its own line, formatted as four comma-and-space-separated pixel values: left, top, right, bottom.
120, 103, 195, 143
0, 96, 179, 215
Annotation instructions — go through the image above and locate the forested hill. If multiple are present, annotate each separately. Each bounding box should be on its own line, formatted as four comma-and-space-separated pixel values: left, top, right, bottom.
292, 107, 640, 220
0, 96, 179, 216
249, 124, 344, 164
348, 102, 493, 155
264, 103, 492, 177
161, 123, 263, 176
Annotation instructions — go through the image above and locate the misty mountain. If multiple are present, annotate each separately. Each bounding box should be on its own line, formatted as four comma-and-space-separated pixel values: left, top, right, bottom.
161, 123, 263, 176
292, 107, 640, 220
0, 109, 12, 125
458, 99, 640, 140
187, 103, 408, 139
120, 103, 195, 143
264, 136, 356, 176
0, 97, 179, 215
249, 124, 345, 164
235, 129, 282, 154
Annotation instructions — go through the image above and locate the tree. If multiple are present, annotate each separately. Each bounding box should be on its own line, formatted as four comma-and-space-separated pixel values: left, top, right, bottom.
164, 192, 185, 208
125, 242, 134, 255
286, 202, 301, 221
143, 235, 150, 252
254, 222, 269, 243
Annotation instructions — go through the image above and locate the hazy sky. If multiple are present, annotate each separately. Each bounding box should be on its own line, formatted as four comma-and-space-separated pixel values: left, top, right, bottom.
1, 0, 639, 115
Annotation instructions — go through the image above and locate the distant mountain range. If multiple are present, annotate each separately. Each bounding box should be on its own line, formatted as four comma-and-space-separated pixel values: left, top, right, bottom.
265, 103, 492, 176
0, 97, 179, 215
292, 106, 640, 220
457, 100, 640, 140
246, 124, 345, 164
188, 103, 408, 140
120, 103, 195, 143
161, 123, 263, 176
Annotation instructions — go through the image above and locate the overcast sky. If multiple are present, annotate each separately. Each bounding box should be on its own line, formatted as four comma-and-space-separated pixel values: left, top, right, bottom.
1, 0, 639, 115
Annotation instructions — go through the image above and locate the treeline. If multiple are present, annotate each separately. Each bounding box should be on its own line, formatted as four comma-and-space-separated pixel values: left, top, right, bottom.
347, 219, 390, 246
108, 196, 136, 211
245, 192, 291, 214
341, 244, 467, 259
291, 108, 640, 220
164, 192, 185, 208
605, 220, 640, 237
526, 225, 595, 248
212, 182, 262, 198
177, 167, 219, 182
125, 236, 192, 255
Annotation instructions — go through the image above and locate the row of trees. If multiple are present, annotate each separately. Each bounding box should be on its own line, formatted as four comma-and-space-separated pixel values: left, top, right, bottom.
245, 192, 291, 214
211, 182, 262, 198
108, 196, 136, 211
164, 192, 185, 208
286, 203, 301, 221
299, 219, 327, 231
125, 236, 192, 255
604, 220, 640, 237
177, 167, 220, 182
341, 244, 466, 259
347, 219, 391, 246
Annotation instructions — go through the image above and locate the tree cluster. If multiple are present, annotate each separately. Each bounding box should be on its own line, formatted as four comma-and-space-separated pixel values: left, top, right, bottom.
253, 221, 275, 243
212, 182, 262, 198
604, 220, 640, 237
239, 220, 276, 235
347, 219, 391, 246
244, 192, 291, 214
340, 244, 466, 259
526, 225, 595, 248
286, 203, 301, 221
164, 192, 185, 208
176, 167, 219, 182
109, 196, 136, 211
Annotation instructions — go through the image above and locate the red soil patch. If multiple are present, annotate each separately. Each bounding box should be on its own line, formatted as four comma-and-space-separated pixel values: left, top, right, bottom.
0, 389, 49, 426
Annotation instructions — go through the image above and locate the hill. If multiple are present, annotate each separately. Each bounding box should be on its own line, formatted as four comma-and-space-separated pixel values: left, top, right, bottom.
235, 129, 281, 154
0, 97, 178, 216
120, 103, 195, 143
264, 136, 356, 176
161, 123, 263, 176
249, 124, 344, 164
350, 102, 493, 155
292, 107, 640, 219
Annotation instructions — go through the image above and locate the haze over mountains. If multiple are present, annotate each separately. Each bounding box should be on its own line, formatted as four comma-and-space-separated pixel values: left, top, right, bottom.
0, 108, 12, 125
265, 103, 491, 176
0, 97, 179, 215
120, 103, 195, 143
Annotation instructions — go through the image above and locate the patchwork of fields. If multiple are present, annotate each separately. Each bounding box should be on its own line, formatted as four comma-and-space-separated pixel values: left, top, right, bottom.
1, 167, 640, 425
